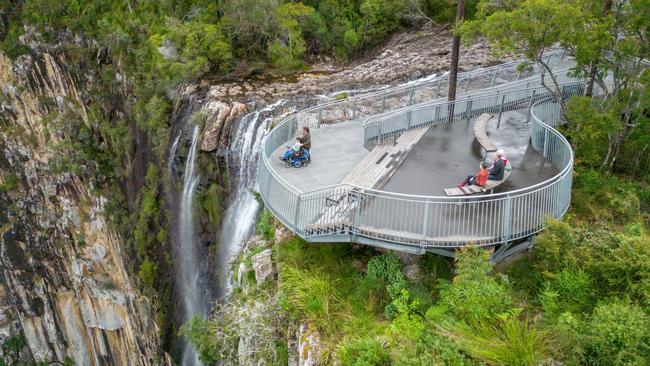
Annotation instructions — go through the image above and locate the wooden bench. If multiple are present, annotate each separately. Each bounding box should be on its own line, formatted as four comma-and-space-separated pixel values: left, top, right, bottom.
443, 113, 511, 196
443, 161, 512, 196
473, 113, 498, 155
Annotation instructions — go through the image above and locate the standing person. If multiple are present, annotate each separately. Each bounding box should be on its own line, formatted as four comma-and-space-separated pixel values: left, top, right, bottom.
458, 161, 489, 187
298, 126, 311, 161
488, 149, 507, 181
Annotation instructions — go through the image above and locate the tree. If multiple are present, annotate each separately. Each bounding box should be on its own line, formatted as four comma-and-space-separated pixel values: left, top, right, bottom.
460, 0, 649, 173
447, 0, 465, 104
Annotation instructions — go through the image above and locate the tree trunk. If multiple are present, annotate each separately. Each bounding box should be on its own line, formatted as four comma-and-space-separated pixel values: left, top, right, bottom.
447, 0, 465, 122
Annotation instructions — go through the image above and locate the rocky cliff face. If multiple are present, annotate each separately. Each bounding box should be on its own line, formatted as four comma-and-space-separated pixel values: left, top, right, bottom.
0, 51, 169, 364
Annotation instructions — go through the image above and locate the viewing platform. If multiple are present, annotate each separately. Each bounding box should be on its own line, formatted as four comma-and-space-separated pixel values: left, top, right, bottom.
258, 51, 581, 260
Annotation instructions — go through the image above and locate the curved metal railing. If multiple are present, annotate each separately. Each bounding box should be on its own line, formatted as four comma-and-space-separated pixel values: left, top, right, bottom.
258, 54, 577, 250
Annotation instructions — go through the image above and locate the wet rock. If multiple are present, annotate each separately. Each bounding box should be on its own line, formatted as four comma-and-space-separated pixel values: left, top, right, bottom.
237, 262, 248, 289
200, 101, 248, 152
157, 39, 178, 61
403, 263, 421, 281
251, 249, 275, 285
275, 227, 293, 243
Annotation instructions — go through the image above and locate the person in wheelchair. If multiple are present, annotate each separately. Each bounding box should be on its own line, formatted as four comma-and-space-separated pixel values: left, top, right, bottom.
280, 138, 302, 160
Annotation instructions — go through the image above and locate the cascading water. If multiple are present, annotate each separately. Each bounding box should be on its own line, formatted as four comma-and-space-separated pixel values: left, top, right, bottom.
216, 100, 287, 295
176, 125, 209, 366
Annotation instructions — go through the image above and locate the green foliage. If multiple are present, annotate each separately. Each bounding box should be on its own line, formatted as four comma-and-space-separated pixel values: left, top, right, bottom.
565, 97, 619, 168
138, 258, 157, 288
462, 0, 649, 173
1, 335, 26, 365
437, 247, 511, 324
267, 2, 314, 71
441, 309, 550, 366
366, 252, 408, 318
542, 268, 593, 316
0, 173, 18, 193
583, 300, 650, 366
338, 338, 391, 366
257, 208, 275, 241
182, 316, 224, 364
201, 183, 224, 230
367, 252, 407, 299
387, 290, 473, 366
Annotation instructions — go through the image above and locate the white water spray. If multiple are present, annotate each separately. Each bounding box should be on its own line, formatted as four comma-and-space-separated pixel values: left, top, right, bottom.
177, 125, 206, 366
216, 100, 286, 294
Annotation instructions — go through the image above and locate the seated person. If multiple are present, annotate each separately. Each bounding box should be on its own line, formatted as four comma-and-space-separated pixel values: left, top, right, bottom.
458, 161, 488, 188
488, 149, 507, 181
280, 138, 304, 161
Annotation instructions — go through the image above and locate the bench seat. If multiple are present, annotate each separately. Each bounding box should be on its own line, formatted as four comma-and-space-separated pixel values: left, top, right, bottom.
443, 161, 512, 196
473, 113, 498, 154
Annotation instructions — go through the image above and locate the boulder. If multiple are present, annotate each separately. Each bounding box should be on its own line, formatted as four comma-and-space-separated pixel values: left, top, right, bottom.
403, 263, 421, 281
251, 249, 274, 285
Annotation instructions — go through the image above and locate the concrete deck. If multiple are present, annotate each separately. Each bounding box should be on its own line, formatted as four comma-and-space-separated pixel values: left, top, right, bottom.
270, 120, 366, 191
383, 109, 557, 196
271, 108, 557, 197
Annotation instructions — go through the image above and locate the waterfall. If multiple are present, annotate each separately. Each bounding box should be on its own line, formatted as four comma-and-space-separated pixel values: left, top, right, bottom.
216, 100, 286, 295
177, 125, 208, 366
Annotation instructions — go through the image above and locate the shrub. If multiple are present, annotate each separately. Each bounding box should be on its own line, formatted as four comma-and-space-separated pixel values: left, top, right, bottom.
367, 252, 408, 318
0, 174, 18, 193
339, 338, 391, 366
438, 247, 511, 324
138, 258, 157, 288
182, 316, 224, 364
544, 268, 593, 314
257, 208, 275, 241
584, 300, 650, 366
441, 309, 550, 366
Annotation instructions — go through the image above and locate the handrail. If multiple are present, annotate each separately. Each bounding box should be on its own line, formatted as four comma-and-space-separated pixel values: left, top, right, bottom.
262, 53, 570, 194
258, 51, 577, 248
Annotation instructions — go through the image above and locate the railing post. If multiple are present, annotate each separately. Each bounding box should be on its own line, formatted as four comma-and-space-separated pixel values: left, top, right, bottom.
407, 88, 415, 128
353, 189, 362, 240
497, 94, 506, 128
526, 90, 537, 123
489, 69, 497, 87
292, 194, 301, 233
435, 81, 441, 97
352, 102, 358, 120
543, 129, 549, 157
502, 195, 513, 243
380, 95, 386, 113
435, 105, 441, 123
317, 107, 323, 128
421, 199, 430, 242
464, 77, 471, 93
465, 98, 473, 120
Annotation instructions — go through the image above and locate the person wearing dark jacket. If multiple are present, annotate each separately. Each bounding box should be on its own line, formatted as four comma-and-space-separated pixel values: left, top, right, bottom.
298, 127, 311, 162
488, 149, 506, 181
299, 127, 311, 150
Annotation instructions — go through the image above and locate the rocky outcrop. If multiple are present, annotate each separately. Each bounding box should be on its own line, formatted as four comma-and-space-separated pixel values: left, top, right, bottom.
203, 24, 512, 104
297, 323, 322, 366
200, 101, 247, 152
251, 249, 275, 285
0, 51, 169, 365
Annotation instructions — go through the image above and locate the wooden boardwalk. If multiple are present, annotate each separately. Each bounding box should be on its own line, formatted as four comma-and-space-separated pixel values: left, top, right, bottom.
306, 126, 431, 234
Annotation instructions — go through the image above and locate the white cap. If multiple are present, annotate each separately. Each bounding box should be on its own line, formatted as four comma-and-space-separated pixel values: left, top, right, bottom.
496, 149, 504, 156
